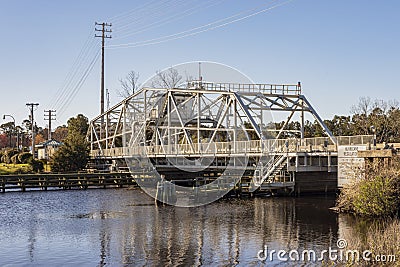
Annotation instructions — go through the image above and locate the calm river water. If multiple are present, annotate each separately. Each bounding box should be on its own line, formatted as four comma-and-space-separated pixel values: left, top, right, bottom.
0, 189, 389, 266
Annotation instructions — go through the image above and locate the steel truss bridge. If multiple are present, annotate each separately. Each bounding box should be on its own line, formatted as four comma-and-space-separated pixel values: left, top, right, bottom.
87, 81, 373, 194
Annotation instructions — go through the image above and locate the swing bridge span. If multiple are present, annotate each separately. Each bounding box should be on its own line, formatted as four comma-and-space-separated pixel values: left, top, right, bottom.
87, 81, 374, 194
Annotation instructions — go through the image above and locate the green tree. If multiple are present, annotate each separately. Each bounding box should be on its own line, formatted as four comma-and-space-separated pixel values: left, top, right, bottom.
28, 158, 44, 173
52, 125, 68, 142
329, 115, 353, 136
0, 121, 15, 148
387, 108, 400, 142
50, 114, 89, 172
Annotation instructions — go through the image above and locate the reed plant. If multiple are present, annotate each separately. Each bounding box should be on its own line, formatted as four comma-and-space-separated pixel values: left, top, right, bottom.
343, 218, 400, 266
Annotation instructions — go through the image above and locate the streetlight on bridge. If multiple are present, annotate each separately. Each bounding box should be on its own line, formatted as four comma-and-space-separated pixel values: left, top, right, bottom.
2, 114, 18, 150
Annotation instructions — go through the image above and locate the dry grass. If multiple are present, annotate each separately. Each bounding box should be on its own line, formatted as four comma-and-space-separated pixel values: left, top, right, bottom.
366, 219, 400, 259
344, 218, 400, 267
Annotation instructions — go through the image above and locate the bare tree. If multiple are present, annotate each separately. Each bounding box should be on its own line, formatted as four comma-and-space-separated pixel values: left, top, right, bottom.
350, 97, 372, 134
184, 71, 195, 83
351, 96, 372, 116
117, 71, 140, 98
387, 99, 399, 111
351, 97, 400, 140
151, 68, 183, 89
369, 99, 400, 143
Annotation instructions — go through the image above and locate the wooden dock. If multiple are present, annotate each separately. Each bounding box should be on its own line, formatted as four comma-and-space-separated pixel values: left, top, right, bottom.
0, 172, 136, 193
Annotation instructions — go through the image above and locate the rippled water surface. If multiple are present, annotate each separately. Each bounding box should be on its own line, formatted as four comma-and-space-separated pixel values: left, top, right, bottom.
0, 189, 366, 266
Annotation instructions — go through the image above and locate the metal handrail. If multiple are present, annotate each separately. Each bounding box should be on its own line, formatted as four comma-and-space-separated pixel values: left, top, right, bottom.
91, 135, 374, 158
185, 81, 301, 95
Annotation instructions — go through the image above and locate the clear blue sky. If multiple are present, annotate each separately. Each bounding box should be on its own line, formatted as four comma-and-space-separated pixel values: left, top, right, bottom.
0, 0, 399, 128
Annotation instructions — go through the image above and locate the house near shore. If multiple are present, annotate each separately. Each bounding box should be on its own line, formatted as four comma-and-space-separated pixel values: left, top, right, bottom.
35, 139, 62, 160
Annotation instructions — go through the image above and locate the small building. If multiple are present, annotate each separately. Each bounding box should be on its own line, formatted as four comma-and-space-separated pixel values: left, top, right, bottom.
35, 139, 62, 160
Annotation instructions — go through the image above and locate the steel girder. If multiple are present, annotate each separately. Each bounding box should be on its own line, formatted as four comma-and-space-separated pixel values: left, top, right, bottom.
87, 82, 336, 158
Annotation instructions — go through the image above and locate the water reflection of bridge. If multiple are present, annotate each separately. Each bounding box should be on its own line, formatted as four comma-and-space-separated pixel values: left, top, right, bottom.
103, 196, 340, 265
88, 81, 373, 194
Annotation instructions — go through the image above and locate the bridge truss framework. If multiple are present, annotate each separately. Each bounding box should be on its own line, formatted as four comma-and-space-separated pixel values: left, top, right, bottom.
88, 81, 343, 197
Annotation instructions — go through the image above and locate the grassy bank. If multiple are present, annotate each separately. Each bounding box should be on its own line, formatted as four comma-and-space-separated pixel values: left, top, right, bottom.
0, 163, 31, 175
337, 156, 400, 217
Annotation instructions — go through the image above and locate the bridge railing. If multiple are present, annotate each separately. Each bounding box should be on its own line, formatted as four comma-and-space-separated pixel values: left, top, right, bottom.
262, 137, 337, 153
91, 135, 374, 158
186, 81, 301, 95
336, 135, 374, 146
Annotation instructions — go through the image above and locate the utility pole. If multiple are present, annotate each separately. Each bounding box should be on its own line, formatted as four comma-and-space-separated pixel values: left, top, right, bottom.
26, 103, 39, 158
95, 22, 112, 116
44, 110, 56, 140
106, 89, 110, 110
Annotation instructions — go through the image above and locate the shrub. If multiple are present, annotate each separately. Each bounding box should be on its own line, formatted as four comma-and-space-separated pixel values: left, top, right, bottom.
352, 175, 399, 217
17, 152, 32, 164
28, 158, 44, 173
337, 157, 400, 217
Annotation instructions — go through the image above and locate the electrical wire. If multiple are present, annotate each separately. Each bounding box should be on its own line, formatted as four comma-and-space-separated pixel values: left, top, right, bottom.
107, 0, 292, 49
49, 0, 192, 119
112, 0, 225, 41
58, 50, 101, 117
48, 30, 93, 105
51, 0, 293, 122
108, 0, 170, 25
113, 0, 188, 33
50, 37, 99, 110
112, 0, 274, 39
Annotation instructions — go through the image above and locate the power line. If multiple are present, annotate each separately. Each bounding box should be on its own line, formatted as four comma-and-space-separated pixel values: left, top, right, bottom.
52, 41, 99, 116
109, 0, 283, 48
113, 0, 188, 34
48, 1, 223, 118
53, 42, 99, 110
107, 0, 293, 49
107, 0, 165, 24
49, 30, 99, 110
49, 0, 292, 123
112, 0, 271, 44
58, 50, 101, 117
49, 30, 94, 106
113, 0, 224, 41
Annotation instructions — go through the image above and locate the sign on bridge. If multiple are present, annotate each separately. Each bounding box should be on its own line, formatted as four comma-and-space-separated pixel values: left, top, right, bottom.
337, 145, 366, 187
